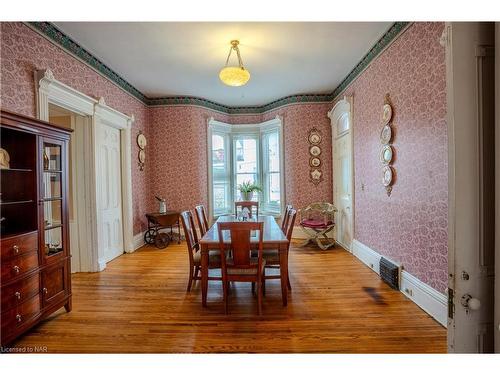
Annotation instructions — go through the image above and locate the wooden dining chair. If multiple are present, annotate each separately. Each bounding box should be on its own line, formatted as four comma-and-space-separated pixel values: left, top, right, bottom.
262, 208, 297, 291
194, 204, 209, 237
234, 201, 259, 219
180, 210, 221, 292
281, 204, 293, 232
217, 221, 265, 315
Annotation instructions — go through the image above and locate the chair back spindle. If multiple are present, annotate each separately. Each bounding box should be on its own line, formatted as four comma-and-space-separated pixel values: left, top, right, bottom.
285, 208, 297, 246
281, 204, 293, 232
180, 210, 199, 263
194, 204, 209, 236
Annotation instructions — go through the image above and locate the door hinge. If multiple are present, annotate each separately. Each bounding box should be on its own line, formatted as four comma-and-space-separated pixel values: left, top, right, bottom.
448, 288, 454, 319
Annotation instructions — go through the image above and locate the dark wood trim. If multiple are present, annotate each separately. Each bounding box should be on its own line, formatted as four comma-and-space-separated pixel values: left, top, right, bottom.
1, 109, 73, 136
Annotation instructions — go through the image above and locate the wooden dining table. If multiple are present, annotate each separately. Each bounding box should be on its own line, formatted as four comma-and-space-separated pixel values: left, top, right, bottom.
199, 215, 290, 307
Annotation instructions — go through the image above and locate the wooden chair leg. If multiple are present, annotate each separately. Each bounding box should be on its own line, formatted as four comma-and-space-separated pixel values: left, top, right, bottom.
187, 266, 194, 292
257, 280, 262, 315
224, 281, 229, 314
251, 282, 255, 295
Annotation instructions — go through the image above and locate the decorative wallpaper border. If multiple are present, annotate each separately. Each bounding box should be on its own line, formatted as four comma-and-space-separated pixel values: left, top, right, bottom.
28, 22, 148, 103
27, 21, 409, 114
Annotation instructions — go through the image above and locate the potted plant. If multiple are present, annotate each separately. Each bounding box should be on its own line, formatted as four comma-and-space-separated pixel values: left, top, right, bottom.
238, 181, 262, 201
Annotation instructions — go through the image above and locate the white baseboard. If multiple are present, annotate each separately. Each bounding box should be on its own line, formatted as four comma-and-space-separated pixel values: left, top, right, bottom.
133, 231, 146, 251
351, 239, 447, 327
400, 270, 447, 326
352, 239, 382, 274
97, 258, 106, 272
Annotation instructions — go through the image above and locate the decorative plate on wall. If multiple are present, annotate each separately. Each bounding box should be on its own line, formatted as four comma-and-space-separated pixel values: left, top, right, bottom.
380, 124, 392, 144
137, 132, 147, 149
382, 103, 393, 125
308, 130, 322, 145
379, 145, 393, 165
309, 157, 321, 168
310, 169, 323, 184
309, 145, 321, 157
382, 165, 393, 187
138, 149, 146, 170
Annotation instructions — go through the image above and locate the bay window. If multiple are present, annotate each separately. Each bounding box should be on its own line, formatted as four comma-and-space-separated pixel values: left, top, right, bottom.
207, 117, 284, 219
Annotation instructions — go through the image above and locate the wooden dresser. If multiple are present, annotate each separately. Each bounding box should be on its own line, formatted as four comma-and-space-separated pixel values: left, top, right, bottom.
1, 110, 72, 346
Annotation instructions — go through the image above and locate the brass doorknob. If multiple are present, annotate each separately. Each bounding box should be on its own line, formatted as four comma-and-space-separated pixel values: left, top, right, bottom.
16, 314, 22, 323
43, 287, 48, 295
13, 245, 19, 254
13, 265, 20, 274
15, 291, 21, 300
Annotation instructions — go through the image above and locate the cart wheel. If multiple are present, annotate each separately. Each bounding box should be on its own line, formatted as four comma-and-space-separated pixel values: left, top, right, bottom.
144, 229, 156, 245
155, 232, 170, 249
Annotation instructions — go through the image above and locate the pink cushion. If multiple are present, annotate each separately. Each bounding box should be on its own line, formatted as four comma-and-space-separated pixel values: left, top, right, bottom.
300, 219, 333, 229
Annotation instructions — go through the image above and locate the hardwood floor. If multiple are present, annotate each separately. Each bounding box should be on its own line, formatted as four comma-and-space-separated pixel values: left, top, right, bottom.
10, 241, 446, 353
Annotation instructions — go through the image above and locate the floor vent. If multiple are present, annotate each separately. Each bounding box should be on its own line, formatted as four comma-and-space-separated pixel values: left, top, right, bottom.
380, 257, 400, 290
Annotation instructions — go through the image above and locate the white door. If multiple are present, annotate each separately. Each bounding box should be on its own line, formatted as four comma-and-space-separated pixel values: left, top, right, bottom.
329, 98, 354, 251
97, 122, 124, 263
445, 22, 495, 352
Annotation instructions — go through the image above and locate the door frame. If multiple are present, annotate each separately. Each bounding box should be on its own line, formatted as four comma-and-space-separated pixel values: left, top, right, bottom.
35, 69, 135, 272
328, 96, 355, 251
444, 22, 496, 352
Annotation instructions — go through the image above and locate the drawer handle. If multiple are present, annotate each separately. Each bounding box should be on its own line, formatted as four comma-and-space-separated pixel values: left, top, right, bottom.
15, 291, 21, 300
16, 314, 22, 323
13, 245, 20, 254
13, 265, 20, 274
43, 287, 48, 295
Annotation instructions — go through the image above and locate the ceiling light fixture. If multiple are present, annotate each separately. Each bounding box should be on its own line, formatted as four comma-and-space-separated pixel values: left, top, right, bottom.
219, 40, 250, 87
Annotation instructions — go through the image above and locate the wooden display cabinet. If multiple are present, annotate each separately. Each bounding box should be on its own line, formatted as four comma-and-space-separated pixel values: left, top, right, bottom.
1, 109, 72, 346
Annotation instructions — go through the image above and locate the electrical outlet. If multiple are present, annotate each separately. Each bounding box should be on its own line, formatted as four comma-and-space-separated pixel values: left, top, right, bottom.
405, 288, 413, 296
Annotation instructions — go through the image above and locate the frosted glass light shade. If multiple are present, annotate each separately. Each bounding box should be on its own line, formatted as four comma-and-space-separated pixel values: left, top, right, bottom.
219, 66, 250, 87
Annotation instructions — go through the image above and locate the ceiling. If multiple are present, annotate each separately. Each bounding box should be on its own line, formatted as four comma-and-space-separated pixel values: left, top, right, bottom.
54, 22, 392, 107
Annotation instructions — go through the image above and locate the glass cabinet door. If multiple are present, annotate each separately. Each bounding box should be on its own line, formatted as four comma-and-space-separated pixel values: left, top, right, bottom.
41, 140, 64, 258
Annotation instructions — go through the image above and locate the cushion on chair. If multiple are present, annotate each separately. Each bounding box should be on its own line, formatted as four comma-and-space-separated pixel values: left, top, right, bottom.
193, 250, 221, 266
226, 258, 266, 275
300, 219, 333, 229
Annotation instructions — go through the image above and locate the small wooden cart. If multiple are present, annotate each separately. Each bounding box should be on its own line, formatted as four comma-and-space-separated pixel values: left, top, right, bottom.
144, 211, 181, 249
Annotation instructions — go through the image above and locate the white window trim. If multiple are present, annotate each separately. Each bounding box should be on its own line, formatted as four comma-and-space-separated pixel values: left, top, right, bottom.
207, 116, 285, 220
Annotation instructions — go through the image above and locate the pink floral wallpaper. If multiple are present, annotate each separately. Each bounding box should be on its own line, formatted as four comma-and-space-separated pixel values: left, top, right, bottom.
149, 106, 227, 212
336, 22, 448, 292
0, 22, 152, 234
148, 103, 332, 214
1, 22, 448, 292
